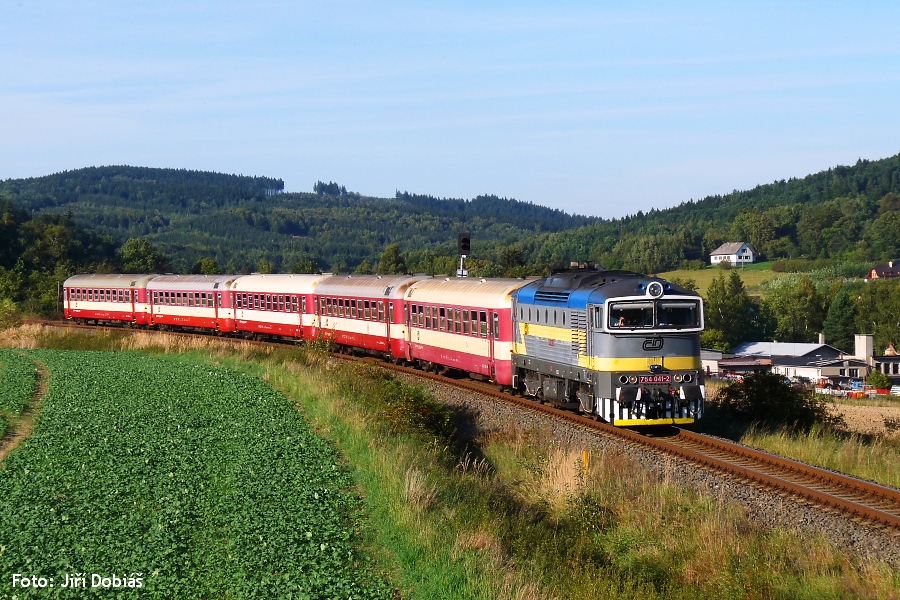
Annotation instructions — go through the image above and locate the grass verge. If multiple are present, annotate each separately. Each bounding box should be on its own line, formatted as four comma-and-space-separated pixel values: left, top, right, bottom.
4, 325, 900, 599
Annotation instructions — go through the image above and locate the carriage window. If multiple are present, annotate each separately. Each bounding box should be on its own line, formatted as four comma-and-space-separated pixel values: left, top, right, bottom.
380, 302, 386, 323
454, 309, 462, 333
424, 306, 431, 329
448, 309, 455, 332
299, 297, 305, 312
439, 308, 446, 331
217, 294, 222, 308
470, 311, 477, 335
463, 310, 470, 334
278, 295, 284, 312
493, 312, 500, 340
657, 301, 700, 328
363, 301, 370, 320
479, 311, 488, 337
609, 301, 653, 328
592, 307, 602, 328
388, 302, 394, 323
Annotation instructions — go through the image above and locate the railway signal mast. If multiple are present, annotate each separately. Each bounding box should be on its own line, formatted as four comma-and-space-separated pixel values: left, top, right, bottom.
457, 232, 470, 277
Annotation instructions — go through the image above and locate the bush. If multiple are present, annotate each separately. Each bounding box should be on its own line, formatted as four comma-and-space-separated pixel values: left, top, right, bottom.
867, 369, 892, 390
0, 298, 20, 330
712, 372, 843, 432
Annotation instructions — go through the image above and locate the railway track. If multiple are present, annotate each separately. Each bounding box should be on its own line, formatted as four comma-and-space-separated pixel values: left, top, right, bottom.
21, 319, 900, 535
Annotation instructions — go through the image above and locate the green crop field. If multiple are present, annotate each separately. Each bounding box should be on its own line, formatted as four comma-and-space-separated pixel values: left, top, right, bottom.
0, 349, 38, 439
0, 350, 391, 598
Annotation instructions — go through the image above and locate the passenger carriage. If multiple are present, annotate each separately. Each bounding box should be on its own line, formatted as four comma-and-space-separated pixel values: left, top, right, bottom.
230, 274, 329, 340
313, 274, 426, 358
63, 274, 157, 326
404, 277, 528, 384
147, 274, 243, 332
513, 270, 705, 425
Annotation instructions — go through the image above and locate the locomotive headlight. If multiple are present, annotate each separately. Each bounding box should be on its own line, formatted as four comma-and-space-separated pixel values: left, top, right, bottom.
628, 375, 638, 384
619, 375, 629, 385
683, 373, 693, 383
674, 374, 683, 383
647, 281, 664, 298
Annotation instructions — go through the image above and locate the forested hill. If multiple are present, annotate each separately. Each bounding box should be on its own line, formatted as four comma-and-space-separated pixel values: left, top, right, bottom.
2, 153, 900, 277
522, 153, 900, 274
0, 166, 597, 274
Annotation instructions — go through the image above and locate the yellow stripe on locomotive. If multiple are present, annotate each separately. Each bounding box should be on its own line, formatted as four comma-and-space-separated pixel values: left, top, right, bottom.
511, 269, 705, 426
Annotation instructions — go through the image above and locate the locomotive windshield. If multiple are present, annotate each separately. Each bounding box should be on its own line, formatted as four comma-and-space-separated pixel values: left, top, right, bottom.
608, 299, 701, 330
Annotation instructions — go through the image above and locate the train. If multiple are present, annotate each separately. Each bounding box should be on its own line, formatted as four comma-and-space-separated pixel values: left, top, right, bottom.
63, 268, 705, 426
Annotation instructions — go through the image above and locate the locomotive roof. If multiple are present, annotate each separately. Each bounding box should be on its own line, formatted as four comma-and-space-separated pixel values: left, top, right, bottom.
405, 277, 530, 309
64, 273, 158, 288
230, 273, 329, 294
147, 274, 244, 291
314, 274, 426, 299
514, 270, 700, 308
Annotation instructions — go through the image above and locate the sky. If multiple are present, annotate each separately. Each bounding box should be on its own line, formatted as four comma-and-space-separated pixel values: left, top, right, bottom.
2, 1, 899, 218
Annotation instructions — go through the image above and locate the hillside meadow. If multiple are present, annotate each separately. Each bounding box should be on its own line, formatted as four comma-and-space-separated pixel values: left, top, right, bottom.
0, 325, 897, 599
656, 263, 790, 297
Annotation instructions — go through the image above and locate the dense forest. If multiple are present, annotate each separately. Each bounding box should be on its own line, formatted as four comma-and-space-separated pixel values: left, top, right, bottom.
3, 156, 900, 353
3, 157, 900, 276
0, 166, 595, 275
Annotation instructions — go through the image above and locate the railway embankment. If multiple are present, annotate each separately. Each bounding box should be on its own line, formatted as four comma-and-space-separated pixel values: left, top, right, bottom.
2, 324, 899, 599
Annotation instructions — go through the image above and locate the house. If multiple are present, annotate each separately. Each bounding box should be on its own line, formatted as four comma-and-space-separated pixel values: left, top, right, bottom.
710, 242, 758, 266
739, 335, 875, 387
865, 261, 900, 281
770, 356, 868, 384
731, 341, 843, 360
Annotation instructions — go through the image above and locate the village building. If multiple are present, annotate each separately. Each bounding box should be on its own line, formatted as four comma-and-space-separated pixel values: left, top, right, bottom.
709, 242, 759, 266
865, 261, 900, 281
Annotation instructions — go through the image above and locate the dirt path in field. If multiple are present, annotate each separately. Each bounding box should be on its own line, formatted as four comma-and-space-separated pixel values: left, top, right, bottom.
0, 361, 49, 465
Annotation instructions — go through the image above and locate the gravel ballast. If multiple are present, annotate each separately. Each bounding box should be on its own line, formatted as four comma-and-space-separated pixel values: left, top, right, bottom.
404, 374, 900, 569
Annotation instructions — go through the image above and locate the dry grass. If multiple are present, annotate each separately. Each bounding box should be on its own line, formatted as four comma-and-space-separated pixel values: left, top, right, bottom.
740, 425, 900, 489
404, 466, 437, 512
